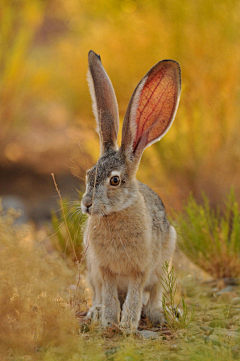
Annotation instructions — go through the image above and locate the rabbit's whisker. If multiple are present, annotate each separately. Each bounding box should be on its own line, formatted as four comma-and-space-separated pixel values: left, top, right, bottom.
78, 140, 89, 171
70, 157, 87, 173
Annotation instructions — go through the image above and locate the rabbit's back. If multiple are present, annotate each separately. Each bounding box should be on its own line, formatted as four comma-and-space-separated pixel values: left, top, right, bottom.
138, 181, 176, 283
138, 181, 170, 240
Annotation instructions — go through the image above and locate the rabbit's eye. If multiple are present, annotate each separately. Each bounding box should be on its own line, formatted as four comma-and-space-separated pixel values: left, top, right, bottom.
110, 176, 120, 186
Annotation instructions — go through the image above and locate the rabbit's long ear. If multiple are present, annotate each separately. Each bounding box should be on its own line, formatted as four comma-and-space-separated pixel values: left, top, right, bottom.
87, 50, 119, 156
120, 60, 181, 166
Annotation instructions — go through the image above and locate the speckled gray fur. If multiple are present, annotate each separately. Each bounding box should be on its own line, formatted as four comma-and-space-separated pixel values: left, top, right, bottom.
81, 50, 181, 329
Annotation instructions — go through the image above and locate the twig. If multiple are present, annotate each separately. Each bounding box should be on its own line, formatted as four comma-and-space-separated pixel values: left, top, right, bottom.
51, 173, 78, 261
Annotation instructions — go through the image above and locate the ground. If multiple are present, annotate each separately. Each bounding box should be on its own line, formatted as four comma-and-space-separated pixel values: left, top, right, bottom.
73, 254, 240, 361
1, 218, 240, 360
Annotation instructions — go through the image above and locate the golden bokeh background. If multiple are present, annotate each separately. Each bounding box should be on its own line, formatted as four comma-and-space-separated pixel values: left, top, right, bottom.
1, 0, 240, 221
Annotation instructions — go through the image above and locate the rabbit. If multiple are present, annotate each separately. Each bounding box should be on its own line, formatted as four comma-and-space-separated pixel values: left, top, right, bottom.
81, 50, 181, 330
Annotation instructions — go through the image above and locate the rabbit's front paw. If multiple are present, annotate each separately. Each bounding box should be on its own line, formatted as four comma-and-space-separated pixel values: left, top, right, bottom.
86, 305, 102, 322
101, 307, 119, 328
120, 319, 138, 330
147, 307, 166, 326
101, 317, 118, 328
120, 312, 139, 330
164, 306, 183, 322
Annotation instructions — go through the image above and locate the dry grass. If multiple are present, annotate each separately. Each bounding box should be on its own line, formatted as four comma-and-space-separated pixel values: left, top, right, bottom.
1, 202, 240, 360
0, 201, 82, 358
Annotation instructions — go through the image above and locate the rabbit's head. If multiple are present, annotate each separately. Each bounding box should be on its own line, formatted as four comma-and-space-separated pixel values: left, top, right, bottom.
81, 51, 181, 216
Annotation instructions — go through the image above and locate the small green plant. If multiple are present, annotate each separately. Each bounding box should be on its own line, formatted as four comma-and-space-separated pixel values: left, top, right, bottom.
51, 197, 87, 262
161, 261, 194, 330
174, 189, 240, 279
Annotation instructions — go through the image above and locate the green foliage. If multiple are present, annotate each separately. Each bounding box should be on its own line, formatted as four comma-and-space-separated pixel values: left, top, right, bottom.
51, 198, 87, 261
175, 189, 240, 278
161, 261, 194, 330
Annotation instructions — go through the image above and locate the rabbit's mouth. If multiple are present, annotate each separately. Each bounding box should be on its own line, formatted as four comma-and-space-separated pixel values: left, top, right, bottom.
81, 200, 105, 216
81, 204, 92, 215
81, 195, 93, 215
81, 203, 99, 216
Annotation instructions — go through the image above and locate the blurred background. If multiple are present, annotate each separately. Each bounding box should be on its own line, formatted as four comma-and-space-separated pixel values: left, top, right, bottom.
1, 0, 240, 224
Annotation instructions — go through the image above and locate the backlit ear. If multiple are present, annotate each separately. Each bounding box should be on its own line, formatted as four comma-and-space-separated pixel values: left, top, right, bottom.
87, 50, 119, 156
121, 60, 181, 164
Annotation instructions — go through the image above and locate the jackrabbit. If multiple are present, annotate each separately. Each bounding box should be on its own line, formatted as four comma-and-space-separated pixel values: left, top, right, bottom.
81, 50, 181, 329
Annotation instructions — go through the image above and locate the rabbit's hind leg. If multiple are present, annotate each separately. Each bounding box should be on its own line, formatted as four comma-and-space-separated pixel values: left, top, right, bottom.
143, 226, 177, 326
143, 282, 165, 326
162, 225, 177, 267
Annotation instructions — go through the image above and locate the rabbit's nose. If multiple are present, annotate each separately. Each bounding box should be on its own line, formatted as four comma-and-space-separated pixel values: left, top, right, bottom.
81, 195, 92, 214
82, 195, 92, 207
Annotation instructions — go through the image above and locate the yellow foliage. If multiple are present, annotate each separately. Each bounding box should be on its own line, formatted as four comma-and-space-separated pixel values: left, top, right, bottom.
1, 0, 240, 206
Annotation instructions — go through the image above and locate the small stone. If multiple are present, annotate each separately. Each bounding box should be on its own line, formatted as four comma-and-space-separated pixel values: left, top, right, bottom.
216, 286, 234, 295
138, 330, 158, 339
170, 344, 179, 351
231, 297, 240, 305
202, 315, 212, 322
209, 334, 221, 346
190, 335, 196, 341
209, 320, 230, 329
